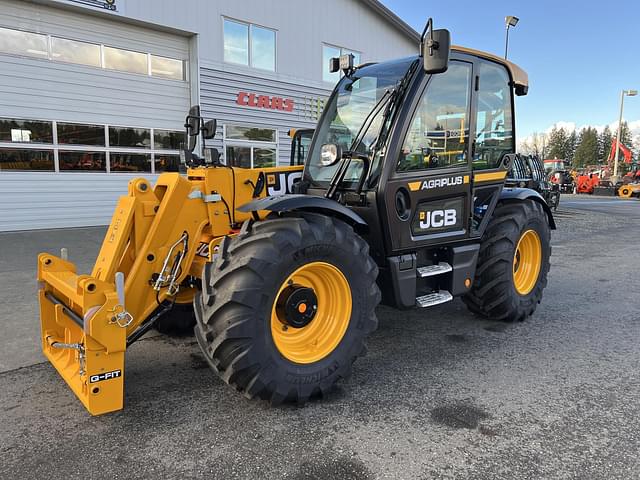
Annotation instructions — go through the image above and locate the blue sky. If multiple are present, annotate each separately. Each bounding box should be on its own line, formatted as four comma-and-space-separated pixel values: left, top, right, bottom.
382, 0, 640, 140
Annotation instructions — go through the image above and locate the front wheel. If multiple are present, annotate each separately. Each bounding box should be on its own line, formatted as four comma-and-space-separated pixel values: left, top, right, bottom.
194, 213, 380, 404
463, 200, 551, 322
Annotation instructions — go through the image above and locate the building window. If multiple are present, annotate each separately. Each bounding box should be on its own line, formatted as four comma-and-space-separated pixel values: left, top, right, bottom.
251, 25, 275, 71
110, 153, 152, 172
0, 118, 53, 143
223, 18, 276, 71
225, 126, 276, 143
223, 19, 249, 66
154, 153, 181, 173
0, 26, 185, 81
57, 123, 106, 146
109, 126, 151, 149
103, 46, 148, 75
253, 147, 277, 168
224, 125, 277, 168
50, 37, 101, 68
322, 44, 361, 84
59, 151, 106, 172
0, 26, 48, 59
154, 130, 185, 150
0, 148, 54, 171
150, 55, 185, 80
0, 119, 182, 174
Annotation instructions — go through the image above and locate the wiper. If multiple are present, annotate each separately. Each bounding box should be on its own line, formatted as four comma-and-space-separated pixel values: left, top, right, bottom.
367, 59, 420, 186
348, 89, 393, 153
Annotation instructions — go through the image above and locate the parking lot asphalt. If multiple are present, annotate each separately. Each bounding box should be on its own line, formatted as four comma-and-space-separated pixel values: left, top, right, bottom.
1, 194, 639, 479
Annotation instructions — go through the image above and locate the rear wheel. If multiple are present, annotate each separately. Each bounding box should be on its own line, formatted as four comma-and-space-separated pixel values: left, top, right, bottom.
194, 213, 380, 404
463, 200, 551, 322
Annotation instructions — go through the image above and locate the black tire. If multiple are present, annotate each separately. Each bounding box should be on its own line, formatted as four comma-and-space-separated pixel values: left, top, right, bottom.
194, 212, 380, 404
154, 303, 196, 336
463, 200, 551, 322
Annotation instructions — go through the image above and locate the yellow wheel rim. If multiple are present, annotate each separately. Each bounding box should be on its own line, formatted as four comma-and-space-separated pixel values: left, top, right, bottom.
513, 229, 542, 296
271, 262, 352, 364
620, 187, 632, 198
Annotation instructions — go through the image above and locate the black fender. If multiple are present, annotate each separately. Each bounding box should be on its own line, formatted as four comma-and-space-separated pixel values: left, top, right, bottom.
500, 187, 556, 229
237, 194, 367, 230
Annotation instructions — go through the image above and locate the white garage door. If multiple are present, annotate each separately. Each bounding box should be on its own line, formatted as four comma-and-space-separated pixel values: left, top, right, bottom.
0, 0, 192, 231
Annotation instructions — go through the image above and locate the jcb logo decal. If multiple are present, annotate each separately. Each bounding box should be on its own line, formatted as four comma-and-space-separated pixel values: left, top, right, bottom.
408, 175, 469, 192
419, 209, 457, 229
412, 198, 464, 235
267, 171, 303, 196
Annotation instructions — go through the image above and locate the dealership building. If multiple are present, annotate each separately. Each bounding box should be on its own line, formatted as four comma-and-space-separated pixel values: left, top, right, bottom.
0, 0, 418, 231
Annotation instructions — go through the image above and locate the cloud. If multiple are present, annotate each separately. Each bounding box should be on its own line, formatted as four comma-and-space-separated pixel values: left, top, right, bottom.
545, 121, 576, 134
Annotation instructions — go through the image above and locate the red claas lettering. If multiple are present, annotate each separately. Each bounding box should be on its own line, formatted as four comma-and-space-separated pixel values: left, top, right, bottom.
257, 95, 270, 108
236, 92, 295, 112
271, 97, 284, 110
236, 91, 249, 106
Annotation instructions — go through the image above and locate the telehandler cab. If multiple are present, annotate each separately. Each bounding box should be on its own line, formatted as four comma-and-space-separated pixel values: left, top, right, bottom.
37, 19, 554, 415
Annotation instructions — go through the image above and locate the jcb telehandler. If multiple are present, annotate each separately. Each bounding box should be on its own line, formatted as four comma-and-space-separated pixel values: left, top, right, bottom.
37, 19, 554, 415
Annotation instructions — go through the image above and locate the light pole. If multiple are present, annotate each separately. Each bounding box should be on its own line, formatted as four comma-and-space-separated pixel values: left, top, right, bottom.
505, 16, 519, 59
612, 89, 638, 181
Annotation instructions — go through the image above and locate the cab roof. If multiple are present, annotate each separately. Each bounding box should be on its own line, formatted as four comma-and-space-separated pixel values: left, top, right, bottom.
452, 45, 529, 96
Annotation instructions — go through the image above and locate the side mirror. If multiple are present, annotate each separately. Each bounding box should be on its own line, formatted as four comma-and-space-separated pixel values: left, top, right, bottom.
202, 119, 217, 139
420, 18, 451, 74
320, 143, 342, 167
185, 105, 201, 152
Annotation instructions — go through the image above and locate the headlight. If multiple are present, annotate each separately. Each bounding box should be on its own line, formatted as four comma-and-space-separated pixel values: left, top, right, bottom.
320, 143, 340, 166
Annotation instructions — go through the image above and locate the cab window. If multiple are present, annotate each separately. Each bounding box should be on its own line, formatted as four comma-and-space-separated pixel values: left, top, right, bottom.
397, 61, 471, 172
473, 61, 514, 170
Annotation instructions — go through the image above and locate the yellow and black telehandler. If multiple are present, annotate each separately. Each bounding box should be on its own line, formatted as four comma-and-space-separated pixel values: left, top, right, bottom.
37, 19, 555, 415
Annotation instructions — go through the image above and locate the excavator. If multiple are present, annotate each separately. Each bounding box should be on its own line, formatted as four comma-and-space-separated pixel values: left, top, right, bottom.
608, 139, 633, 167
37, 18, 555, 415
608, 140, 640, 198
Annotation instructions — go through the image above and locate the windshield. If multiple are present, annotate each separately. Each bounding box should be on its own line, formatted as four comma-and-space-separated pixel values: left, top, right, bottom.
307, 56, 418, 186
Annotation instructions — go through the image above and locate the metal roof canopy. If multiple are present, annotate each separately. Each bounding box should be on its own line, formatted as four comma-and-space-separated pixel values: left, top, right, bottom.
453, 45, 529, 95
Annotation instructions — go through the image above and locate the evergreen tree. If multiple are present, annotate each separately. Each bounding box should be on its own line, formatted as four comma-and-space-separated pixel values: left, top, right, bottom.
619, 121, 633, 147
599, 125, 613, 164
565, 130, 577, 165
573, 127, 599, 168
546, 127, 569, 160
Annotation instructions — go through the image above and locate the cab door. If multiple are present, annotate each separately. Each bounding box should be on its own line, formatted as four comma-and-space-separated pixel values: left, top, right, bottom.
469, 59, 517, 237
381, 60, 474, 253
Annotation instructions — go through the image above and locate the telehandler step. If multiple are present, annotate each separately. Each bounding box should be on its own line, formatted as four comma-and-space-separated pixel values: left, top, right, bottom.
416, 290, 453, 308
417, 263, 452, 277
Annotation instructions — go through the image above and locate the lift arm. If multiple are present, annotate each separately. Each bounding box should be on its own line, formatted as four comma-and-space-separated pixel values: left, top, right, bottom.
37, 164, 303, 415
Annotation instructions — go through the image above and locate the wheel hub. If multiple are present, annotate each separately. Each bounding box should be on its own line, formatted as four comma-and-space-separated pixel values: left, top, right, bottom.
270, 261, 352, 364
276, 285, 318, 328
513, 229, 542, 296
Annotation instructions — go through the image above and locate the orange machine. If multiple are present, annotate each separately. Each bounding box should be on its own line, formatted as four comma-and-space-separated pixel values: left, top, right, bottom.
576, 173, 600, 194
